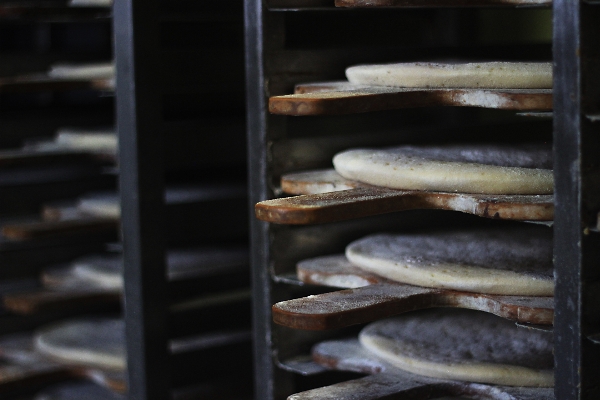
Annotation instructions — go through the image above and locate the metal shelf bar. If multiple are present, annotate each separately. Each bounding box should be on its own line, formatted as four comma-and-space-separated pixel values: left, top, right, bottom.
114, 0, 170, 399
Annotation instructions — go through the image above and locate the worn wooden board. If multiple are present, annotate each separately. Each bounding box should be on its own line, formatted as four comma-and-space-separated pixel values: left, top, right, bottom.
335, 0, 551, 7
2, 290, 120, 315
273, 255, 553, 330
269, 82, 552, 116
3, 246, 249, 316
1, 218, 119, 241
0, 74, 113, 93
0, 333, 126, 395
257, 182, 553, 225
295, 338, 553, 400
0, 150, 107, 169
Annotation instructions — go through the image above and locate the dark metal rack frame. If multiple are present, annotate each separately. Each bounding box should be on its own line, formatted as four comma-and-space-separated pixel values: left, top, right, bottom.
553, 1, 600, 399
116, 1, 251, 399
115, 1, 170, 399
247, 2, 599, 400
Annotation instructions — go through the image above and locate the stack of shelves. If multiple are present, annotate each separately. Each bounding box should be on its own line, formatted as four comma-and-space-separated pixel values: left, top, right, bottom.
0, 0, 120, 398
0, 0, 254, 399
247, 0, 599, 399
115, 0, 252, 399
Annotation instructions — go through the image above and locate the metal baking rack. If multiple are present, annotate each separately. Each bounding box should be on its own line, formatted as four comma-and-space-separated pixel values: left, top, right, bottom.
0, 0, 253, 399
267, 0, 552, 10
246, 0, 598, 399
115, 1, 253, 399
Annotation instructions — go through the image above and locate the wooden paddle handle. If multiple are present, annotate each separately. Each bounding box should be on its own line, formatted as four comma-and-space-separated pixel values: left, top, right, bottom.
0, 363, 71, 395
3, 290, 121, 315
256, 188, 554, 225
2, 218, 119, 241
273, 284, 554, 330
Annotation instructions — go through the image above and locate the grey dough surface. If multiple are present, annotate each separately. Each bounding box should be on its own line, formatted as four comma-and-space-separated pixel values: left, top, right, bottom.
360, 309, 554, 387
346, 226, 553, 295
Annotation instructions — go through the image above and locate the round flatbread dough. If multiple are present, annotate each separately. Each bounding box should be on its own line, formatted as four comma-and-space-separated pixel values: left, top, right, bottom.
345, 227, 553, 296
71, 254, 122, 290
333, 144, 553, 194
54, 128, 117, 153
68, 247, 248, 289
48, 63, 115, 80
359, 309, 553, 387
77, 192, 120, 218
34, 318, 125, 371
346, 61, 552, 89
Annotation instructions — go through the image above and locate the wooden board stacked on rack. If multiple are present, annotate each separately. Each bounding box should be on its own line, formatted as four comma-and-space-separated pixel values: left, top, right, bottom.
273, 254, 553, 330
269, 82, 552, 116
2, 246, 249, 316
289, 338, 553, 400
0, 331, 125, 396
256, 170, 554, 224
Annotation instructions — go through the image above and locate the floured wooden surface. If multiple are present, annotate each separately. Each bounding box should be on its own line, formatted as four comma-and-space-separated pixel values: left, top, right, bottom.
346, 227, 553, 295
360, 309, 553, 387
346, 62, 552, 89
256, 186, 554, 224
34, 318, 125, 371
269, 82, 552, 116
297, 254, 384, 288
335, 0, 551, 6
275, 258, 554, 329
1, 217, 118, 241
333, 144, 553, 195
0, 74, 114, 94
307, 338, 554, 400
282, 169, 362, 195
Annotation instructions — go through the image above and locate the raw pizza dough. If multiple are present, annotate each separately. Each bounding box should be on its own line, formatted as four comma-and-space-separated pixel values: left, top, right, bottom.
333, 144, 553, 194
345, 226, 553, 296
34, 318, 125, 371
55, 128, 117, 153
71, 254, 122, 290
44, 247, 248, 291
359, 309, 553, 387
48, 63, 115, 80
346, 61, 552, 89
77, 192, 120, 219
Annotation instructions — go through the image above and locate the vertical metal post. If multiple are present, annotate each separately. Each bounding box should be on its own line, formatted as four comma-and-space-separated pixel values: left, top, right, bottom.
114, 0, 170, 399
244, 0, 275, 398
553, 1, 600, 399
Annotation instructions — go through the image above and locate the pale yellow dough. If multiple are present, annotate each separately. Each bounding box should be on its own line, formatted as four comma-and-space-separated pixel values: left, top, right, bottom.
55, 128, 117, 153
346, 61, 552, 89
35, 319, 125, 371
360, 310, 554, 387
333, 144, 553, 195
48, 63, 115, 80
345, 227, 553, 296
